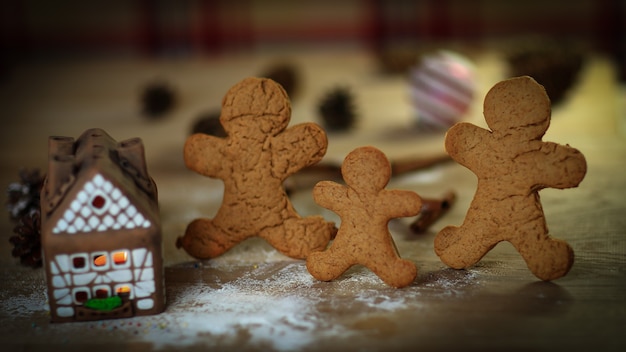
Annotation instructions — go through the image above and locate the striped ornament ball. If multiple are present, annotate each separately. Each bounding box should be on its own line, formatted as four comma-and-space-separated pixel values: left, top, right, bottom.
409, 51, 476, 130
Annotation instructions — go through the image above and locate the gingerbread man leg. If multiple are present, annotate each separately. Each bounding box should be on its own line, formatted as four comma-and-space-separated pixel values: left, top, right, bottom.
176, 218, 242, 259
366, 247, 417, 288
509, 220, 574, 281
260, 216, 335, 259
306, 246, 354, 282
435, 224, 499, 269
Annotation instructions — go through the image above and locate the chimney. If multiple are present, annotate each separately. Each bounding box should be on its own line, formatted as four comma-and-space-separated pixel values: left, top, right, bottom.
117, 137, 156, 197
42, 136, 76, 215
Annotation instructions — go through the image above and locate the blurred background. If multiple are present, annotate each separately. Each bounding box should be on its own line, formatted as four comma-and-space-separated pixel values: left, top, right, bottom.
1, 0, 624, 80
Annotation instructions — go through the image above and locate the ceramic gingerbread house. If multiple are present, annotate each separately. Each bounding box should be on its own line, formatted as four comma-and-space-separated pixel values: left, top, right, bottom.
40, 128, 164, 323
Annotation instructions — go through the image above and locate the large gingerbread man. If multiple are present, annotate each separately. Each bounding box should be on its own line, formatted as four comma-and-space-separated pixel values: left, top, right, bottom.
434, 76, 587, 281
177, 77, 335, 260
306, 146, 422, 288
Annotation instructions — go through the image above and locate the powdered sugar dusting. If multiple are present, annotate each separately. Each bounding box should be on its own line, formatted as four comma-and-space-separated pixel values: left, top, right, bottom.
126, 262, 354, 350
0, 258, 482, 351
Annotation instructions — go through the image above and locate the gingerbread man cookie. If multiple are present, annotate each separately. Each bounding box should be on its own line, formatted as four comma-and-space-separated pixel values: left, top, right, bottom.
306, 146, 422, 288
435, 76, 587, 281
177, 77, 335, 260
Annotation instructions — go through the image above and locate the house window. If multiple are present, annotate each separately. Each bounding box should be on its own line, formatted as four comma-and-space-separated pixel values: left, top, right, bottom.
114, 284, 133, 299
92, 251, 109, 270
113, 251, 128, 265
111, 250, 130, 269
72, 257, 86, 269
94, 254, 107, 266
73, 256, 86, 269
70, 253, 89, 273
94, 285, 110, 299
73, 288, 90, 304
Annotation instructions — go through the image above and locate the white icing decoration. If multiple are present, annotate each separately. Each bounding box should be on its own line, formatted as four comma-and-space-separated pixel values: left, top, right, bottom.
134, 280, 155, 298
57, 294, 72, 305
53, 288, 70, 299
70, 199, 81, 212
87, 215, 99, 229
52, 276, 65, 288
55, 219, 68, 233
93, 174, 104, 186
107, 269, 132, 283
145, 252, 153, 267
103, 215, 115, 227
126, 205, 137, 217
117, 213, 128, 226
140, 268, 154, 282
119, 196, 129, 208
77, 190, 88, 203
109, 203, 121, 216
80, 205, 92, 218
73, 217, 85, 231
133, 213, 144, 226
63, 209, 75, 222
50, 261, 59, 275
73, 272, 97, 286
136, 298, 154, 310
132, 248, 146, 266
55, 255, 70, 272
57, 307, 74, 317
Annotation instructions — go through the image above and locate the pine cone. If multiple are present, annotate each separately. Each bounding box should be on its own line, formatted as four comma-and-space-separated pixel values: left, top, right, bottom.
141, 81, 176, 118
260, 62, 299, 99
6, 168, 44, 221
9, 209, 42, 268
190, 109, 227, 137
318, 87, 357, 132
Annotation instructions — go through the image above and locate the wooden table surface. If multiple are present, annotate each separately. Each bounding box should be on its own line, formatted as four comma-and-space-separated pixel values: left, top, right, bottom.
0, 49, 624, 351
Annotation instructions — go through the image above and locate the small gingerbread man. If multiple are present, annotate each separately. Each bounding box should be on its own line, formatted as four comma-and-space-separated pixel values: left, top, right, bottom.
306, 146, 422, 288
435, 76, 587, 281
177, 77, 335, 260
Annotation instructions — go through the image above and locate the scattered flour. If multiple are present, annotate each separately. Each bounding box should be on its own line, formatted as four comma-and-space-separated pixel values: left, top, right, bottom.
0, 261, 481, 351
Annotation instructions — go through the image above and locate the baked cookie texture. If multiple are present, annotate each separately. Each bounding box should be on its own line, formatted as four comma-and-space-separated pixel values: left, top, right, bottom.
177, 77, 336, 260
306, 146, 422, 288
435, 76, 587, 281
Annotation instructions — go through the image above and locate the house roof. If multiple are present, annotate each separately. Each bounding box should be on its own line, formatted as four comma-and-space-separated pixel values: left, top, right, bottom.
41, 128, 158, 233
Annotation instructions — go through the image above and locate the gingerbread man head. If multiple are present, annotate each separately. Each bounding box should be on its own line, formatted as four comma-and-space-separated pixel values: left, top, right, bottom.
220, 77, 291, 138
483, 75, 551, 141
342, 146, 391, 194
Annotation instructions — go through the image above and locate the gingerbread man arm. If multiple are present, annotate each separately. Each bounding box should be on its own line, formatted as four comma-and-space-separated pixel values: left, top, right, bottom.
271, 123, 328, 179
524, 142, 587, 190
379, 190, 423, 218
445, 122, 491, 170
313, 180, 350, 215
184, 133, 228, 179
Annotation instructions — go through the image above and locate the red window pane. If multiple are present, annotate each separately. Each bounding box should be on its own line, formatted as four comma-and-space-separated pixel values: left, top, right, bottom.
91, 195, 106, 209
73, 257, 86, 269
95, 289, 109, 299
75, 291, 88, 303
